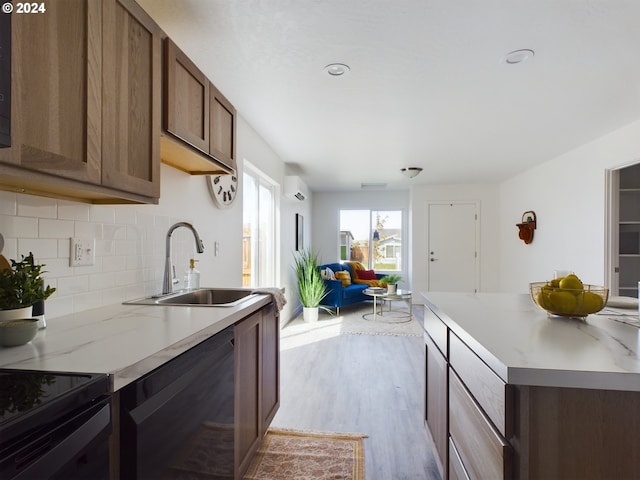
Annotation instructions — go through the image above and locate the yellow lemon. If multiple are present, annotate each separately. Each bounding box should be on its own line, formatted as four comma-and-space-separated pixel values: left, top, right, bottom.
548, 290, 577, 314
580, 291, 604, 314
548, 278, 562, 288
559, 274, 583, 291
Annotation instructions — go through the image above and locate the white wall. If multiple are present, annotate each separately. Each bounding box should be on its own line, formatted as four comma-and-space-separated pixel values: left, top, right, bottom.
498, 119, 640, 293
410, 184, 501, 294
311, 190, 411, 286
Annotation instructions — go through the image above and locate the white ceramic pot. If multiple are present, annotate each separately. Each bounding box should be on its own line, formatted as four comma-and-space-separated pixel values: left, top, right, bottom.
0, 306, 34, 322
387, 284, 397, 294
303, 306, 319, 323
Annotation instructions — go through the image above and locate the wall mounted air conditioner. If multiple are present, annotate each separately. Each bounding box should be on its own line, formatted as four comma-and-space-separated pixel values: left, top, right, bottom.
284, 176, 308, 201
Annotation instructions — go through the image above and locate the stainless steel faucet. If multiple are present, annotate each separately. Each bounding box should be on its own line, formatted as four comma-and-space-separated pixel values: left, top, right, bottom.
163, 222, 204, 294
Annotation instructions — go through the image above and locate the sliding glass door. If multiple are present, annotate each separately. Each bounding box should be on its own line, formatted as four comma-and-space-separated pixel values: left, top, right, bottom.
243, 164, 278, 287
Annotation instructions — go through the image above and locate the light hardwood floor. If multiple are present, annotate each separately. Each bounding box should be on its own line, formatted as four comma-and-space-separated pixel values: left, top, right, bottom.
273, 304, 442, 480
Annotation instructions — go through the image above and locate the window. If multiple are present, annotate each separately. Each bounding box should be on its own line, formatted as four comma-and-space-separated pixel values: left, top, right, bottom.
243, 163, 278, 287
339, 210, 403, 271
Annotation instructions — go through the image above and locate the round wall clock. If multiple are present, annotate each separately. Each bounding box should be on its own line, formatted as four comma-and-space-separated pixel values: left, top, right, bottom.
207, 174, 238, 208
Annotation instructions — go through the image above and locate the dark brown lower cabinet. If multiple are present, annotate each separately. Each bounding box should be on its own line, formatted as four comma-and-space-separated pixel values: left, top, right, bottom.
234, 303, 280, 479
260, 303, 280, 430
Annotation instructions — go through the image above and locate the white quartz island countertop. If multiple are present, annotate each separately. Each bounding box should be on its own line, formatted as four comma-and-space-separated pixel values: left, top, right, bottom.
421, 292, 640, 392
0, 294, 272, 391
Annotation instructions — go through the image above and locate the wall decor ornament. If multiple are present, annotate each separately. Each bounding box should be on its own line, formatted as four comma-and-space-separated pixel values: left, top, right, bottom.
516, 211, 537, 244
296, 214, 304, 251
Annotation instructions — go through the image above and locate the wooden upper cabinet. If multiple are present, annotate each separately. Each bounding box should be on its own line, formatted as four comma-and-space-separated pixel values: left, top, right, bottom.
164, 38, 210, 152
0, 0, 161, 204
101, 0, 161, 199
0, 0, 102, 183
210, 83, 236, 170
162, 38, 235, 175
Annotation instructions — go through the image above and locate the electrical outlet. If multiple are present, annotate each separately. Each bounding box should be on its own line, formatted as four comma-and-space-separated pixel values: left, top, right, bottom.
70, 238, 95, 266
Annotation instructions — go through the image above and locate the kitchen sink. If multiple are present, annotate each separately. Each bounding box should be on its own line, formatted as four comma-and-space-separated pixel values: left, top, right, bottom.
125, 288, 257, 307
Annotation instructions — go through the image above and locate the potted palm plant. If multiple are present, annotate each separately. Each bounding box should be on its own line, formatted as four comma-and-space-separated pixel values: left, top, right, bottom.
293, 249, 329, 322
379, 274, 402, 294
0, 252, 56, 323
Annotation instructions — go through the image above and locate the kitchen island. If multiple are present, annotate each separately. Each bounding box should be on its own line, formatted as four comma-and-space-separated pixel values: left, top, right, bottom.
421, 292, 639, 480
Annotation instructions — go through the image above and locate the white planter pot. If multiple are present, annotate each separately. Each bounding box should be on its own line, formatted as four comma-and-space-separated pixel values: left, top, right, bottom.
303, 306, 319, 323
0, 306, 34, 322
387, 284, 397, 294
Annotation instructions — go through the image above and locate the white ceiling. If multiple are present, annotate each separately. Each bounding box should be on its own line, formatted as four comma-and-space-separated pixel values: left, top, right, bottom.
137, 0, 640, 191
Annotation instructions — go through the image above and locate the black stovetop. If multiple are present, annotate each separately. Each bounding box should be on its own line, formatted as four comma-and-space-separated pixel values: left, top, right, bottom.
0, 369, 110, 444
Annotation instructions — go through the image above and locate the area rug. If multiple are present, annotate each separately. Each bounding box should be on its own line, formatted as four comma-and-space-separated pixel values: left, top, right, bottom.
281, 303, 424, 339
243, 428, 366, 480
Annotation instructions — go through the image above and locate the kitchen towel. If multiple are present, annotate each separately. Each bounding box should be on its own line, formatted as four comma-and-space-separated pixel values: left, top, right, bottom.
252, 287, 287, 312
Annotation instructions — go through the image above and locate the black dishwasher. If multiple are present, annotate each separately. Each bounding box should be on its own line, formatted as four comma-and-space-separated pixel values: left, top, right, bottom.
120, 325, 235, 479
0, 370, 111, 479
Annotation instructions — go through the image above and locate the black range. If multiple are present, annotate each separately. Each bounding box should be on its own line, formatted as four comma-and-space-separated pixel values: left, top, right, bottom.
0, 369, 112, 479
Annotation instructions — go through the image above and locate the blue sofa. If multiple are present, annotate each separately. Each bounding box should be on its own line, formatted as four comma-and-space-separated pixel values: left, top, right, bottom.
318, 262, 383, 314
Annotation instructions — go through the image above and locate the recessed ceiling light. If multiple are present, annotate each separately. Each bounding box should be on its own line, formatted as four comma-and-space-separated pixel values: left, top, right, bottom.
324, 63, 350, 76
503, 49, 535, 65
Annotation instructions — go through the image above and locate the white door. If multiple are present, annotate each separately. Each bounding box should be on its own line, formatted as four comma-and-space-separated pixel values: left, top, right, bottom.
427, 202, 479, 292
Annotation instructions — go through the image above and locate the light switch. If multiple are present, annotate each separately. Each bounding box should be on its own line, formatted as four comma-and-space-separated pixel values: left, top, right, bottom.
70, 238, 95, 266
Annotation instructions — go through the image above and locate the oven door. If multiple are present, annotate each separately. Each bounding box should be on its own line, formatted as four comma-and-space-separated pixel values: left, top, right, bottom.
0, 396, 111, 480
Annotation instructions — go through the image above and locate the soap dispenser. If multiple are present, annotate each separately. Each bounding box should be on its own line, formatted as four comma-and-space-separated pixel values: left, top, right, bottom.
184, 258, 200, 290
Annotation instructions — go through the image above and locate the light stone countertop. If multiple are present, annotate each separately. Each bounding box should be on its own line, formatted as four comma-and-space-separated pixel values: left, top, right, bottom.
0, 294, 272, 391
421, 292, 640, 392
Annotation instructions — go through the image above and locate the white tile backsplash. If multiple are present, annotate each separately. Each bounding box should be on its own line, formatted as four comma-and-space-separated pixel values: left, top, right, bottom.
57, 275, 90, 296
58, 200, 90, 221
17, 194, 57, 218
90, 205, 116, 224
0, 195, 203, 319
0, 191, 17, 215
18, 239, 58, 259
39, 218, 75, 238
0, 215, 38, 238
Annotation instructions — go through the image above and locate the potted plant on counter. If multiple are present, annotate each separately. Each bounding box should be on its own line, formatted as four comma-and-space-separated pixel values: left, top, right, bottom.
380, 274, 402, 294
0, 252, 56, 323
293, 249, 329, 322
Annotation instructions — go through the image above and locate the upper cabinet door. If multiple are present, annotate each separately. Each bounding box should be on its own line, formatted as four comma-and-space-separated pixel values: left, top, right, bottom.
209, 83, 236, 172
1, 0, 102, 184
164, 38, 210, 153
101, 0, 161, 198
161, 38, 234, 175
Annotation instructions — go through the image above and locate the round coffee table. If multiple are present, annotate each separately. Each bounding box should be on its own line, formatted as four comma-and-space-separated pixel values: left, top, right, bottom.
363, 288, 412, 323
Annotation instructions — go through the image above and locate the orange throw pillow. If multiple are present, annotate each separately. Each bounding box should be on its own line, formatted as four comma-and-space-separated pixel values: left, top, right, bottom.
334, 270, 351, 286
